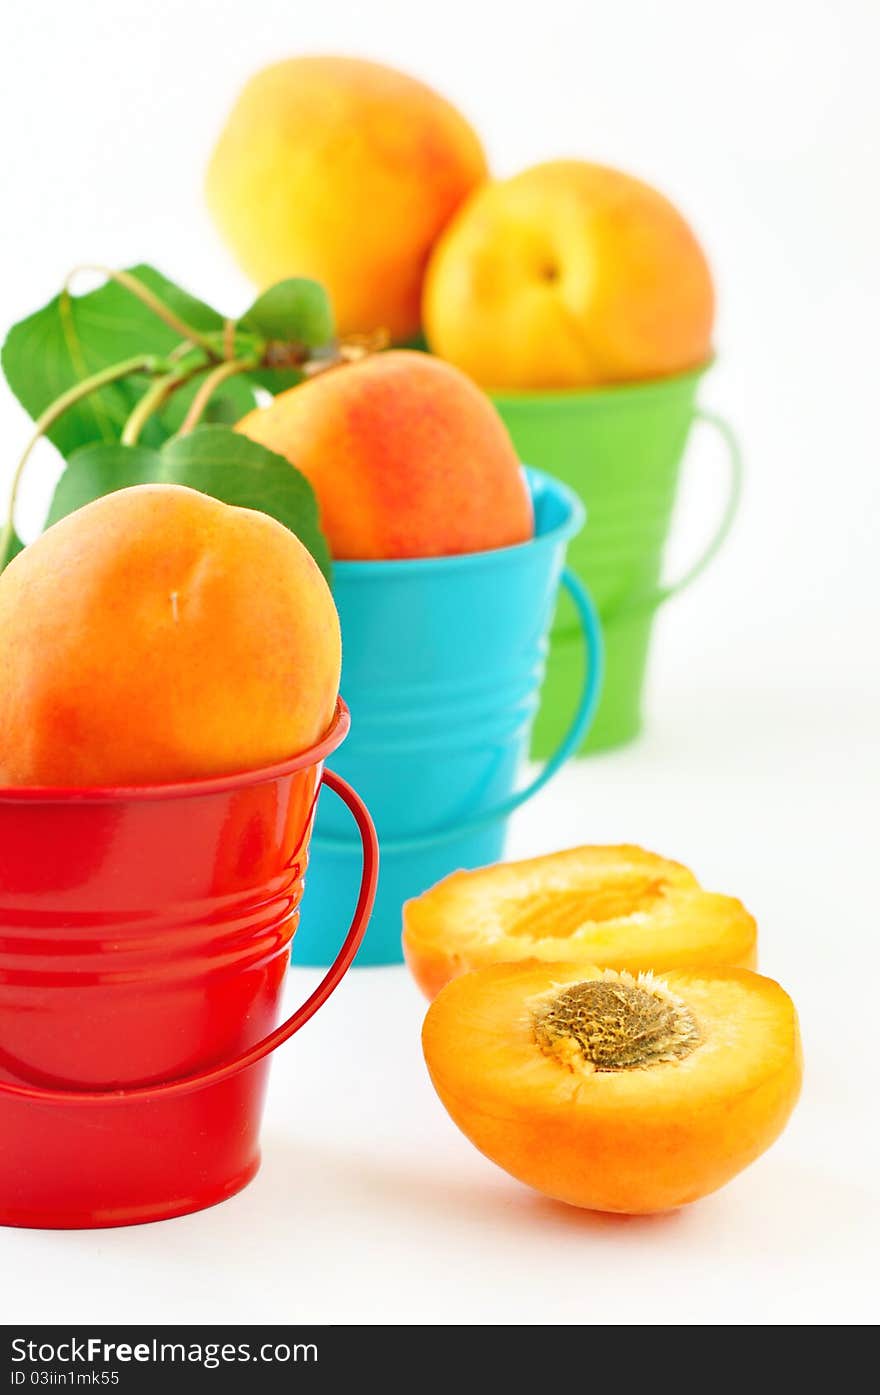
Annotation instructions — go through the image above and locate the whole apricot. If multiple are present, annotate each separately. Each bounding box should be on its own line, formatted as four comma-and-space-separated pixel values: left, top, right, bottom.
423, 961, 802, 1213
206, 56, 488, 342
0, 484, 341, 787
236, 351, 533, 560
404, 844, 757, 999
424, 160, 714, 388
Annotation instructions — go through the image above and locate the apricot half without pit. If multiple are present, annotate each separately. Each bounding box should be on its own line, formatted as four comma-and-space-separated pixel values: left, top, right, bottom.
403, 845, 757, 1000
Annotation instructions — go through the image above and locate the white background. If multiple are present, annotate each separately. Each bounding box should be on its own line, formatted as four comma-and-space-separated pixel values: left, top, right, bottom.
1, 0, 878, 1327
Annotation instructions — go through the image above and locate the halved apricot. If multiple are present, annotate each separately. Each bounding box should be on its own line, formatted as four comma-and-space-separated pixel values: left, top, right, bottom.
422, 961, 801, 1213
404, 845, 757, 999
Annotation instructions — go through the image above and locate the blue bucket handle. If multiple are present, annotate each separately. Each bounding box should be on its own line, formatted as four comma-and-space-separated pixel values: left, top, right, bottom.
322, 567, 603, 854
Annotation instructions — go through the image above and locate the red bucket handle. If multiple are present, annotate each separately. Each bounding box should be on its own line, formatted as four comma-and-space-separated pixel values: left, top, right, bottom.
0, 769, 378, 1107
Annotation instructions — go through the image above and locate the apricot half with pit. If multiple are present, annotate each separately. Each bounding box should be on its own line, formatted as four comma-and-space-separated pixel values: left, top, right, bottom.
422, 961, 802, 1213
403, 845, 757, 1000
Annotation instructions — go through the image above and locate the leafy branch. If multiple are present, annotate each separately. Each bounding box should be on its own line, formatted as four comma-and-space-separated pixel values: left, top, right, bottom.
0, 264, 371, 578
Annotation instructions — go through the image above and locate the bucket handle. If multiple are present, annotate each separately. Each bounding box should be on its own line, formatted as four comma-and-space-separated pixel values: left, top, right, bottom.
0, 769, 378, 1107
320, 567, 603, 855
609, 408, 744, 621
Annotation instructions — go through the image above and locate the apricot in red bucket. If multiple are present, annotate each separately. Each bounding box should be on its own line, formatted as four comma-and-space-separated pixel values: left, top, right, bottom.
0, 483, 341, 787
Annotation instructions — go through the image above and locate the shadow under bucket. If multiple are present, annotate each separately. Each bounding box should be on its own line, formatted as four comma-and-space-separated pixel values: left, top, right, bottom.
493, 365, 743, 754
0, 700, 377, 1230
295, 468, 603, 968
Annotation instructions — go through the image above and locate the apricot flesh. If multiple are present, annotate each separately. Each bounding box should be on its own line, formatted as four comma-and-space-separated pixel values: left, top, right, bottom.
206, 56, 488, 342
236, 351, 533, 561
423, 961, 802, 1213
403, 845, 757, 1000
423, 160, 714, 389
0, 484, 341, 787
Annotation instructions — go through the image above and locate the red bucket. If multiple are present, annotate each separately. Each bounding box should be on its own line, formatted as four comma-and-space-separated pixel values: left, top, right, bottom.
0, 698, 377, 1229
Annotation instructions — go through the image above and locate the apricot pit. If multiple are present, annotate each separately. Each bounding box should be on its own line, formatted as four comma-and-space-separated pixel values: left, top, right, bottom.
532, 973, 700, 1072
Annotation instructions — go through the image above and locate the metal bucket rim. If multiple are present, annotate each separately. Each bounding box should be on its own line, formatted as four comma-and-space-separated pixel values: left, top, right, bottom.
489, 357, 713, 410
333, 467, 585, 580
0, 697, 350, 806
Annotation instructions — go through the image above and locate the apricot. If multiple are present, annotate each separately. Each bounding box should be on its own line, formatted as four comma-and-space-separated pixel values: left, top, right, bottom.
423, 961, 802, 1213
404, 845, 757, 999
423, 160, 715, 389
236, 351, 533, 560
206, 56, 488, 342
0, 484, 341, 787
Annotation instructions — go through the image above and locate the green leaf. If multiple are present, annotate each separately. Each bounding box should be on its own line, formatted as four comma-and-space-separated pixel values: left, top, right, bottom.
1, 266, 253, 456
397, 330, 429, 352
45, 426, 332, 583
0, 526, 24, 573
241, 278, 335, 348
247, 365, 305, 397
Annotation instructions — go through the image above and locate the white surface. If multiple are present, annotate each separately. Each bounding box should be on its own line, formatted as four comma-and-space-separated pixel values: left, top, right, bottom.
1, 0, 879, 1326
3, 701, 877, 1327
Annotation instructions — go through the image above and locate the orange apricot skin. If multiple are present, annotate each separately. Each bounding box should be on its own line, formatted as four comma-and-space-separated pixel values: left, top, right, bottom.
429, 1046, 802, 1214
236, 351, 533, 561
206, 57, 488, 342
423, 965, 802, 1214
404, 935, 475, 1003
0, 484, 341, 787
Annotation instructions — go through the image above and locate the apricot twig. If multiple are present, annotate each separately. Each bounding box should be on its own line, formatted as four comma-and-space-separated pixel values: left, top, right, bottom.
1, 353, 166, 569
120, 363, 208, 446
168, 339, 198, 362
301, 328, 391, 378
176, 358, 258, 436
64, 265, 219, 359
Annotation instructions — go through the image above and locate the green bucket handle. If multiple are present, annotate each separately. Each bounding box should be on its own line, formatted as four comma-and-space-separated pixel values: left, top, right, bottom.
610, 408, 744, 621
319, 567, 604, 854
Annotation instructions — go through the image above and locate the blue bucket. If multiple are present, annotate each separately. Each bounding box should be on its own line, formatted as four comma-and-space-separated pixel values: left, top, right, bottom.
294, 468, 603, 966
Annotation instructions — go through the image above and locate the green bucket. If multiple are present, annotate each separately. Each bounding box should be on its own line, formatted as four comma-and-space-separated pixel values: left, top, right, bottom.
493, 364, 742, 754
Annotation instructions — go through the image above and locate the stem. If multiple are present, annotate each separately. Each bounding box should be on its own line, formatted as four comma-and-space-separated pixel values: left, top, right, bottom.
120, 366, 202, 446
1, 354, 162, 566
64, 265, 219, 358
301, 327, 391, 378
177, 358, 257, 436
168, 339, 197, 362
